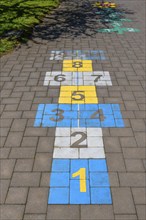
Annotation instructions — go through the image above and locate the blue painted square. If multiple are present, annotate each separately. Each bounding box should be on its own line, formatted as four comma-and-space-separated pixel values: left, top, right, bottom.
90, 173, 110, 187
91, 188, 112, 204
34, 118, 42, 127
89, 159, 107, 172
64, 111, 78, 119
37, 104, 45, 111
70, 159, 89, 179
71, 119, 78, 127
70, 180, 90, 204
79, 104, 99, 111
48, 188, 69, 204
57, 119, 71, 127
112, 104, 120, 111
35, 111, 44, 119
99, 104, 112, 114
115, 119, 125, 127
101, 115, 115, 127
44, 104, 58, 114
79, 119, 86, 127
42, 115, 56, 127
86, 119, 101, 127
59, 104, 72, 111
52, 159, 70, 172
114, 111, 123, 118
50, 172, 69, 187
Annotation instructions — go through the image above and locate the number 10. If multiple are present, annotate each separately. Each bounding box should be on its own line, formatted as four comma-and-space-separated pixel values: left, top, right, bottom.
72, 168, 86, 192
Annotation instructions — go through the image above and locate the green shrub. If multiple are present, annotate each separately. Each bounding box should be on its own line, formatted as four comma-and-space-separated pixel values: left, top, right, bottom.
0, 0, 60, 55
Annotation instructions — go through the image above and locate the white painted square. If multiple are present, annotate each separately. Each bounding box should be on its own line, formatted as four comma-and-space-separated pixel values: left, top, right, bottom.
53, 148, 79, 158
87, 128, 102, 136
79, 148, 105, 158
56, 128, 71, 136
54, 137, 70, 147
87, 137, 103, 147
43, 71, 112, 86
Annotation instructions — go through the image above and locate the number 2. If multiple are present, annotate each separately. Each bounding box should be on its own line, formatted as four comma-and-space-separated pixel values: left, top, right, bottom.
72, 168, 86, 192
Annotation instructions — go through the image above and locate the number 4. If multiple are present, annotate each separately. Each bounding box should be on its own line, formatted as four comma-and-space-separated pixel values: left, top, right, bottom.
72, 168, 86, 192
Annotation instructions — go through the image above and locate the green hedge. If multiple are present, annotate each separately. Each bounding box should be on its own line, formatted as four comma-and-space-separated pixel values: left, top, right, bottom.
0, 0, 60, 55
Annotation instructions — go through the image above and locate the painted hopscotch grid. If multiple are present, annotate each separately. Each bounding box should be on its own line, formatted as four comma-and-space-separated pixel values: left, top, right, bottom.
63, 60, 93, 72
48, 159, 112, 204
59, 86, 98, 104
49, 50, 107, 60
53, 128, 105, 159
34, 104, 125, 128
43, 71, 112, 86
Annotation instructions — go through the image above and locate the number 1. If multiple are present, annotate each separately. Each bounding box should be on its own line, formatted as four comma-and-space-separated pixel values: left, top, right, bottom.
72, 168, 86, 192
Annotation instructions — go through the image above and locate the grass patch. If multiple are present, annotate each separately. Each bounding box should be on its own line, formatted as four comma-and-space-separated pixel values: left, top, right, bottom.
0, 0, 60, 56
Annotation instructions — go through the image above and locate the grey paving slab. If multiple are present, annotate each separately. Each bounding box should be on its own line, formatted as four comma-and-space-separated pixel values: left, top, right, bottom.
0, 0, 145, 219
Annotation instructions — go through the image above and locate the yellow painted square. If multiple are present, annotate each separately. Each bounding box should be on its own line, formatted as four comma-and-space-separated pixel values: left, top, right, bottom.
59, 86, 98, 104
63, 60, 93, 72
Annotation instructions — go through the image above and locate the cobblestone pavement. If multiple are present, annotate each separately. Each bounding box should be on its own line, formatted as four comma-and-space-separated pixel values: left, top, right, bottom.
0, 0, 145, 219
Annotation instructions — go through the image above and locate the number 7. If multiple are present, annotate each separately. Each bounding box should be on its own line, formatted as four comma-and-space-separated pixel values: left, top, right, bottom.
72, 168, 86, 192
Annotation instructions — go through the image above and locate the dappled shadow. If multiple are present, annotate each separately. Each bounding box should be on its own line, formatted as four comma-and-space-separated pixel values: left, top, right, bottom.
31, 0, 99, 41
31, 0, 136, 42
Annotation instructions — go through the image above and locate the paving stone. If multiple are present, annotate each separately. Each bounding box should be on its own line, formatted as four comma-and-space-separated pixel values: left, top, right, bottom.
40, 172, 51, 187
109, 172, 120, 187
125, 159, 145, 172
0, 205, 25, 220
15, 159, 34, 171
112, 188, 136, 214
136, 205, 146, 220
5, 132, 23, 147
0, 180, 10, 204
120, 137, 137, 147
110, 128, 134, 137
9, 147, 36, 159
135, 132, 146, 147
119, 173, 145, 187
47, 205, 80, 220
115, 215, 138, 220
6, 187, 28, 204
106, 153, 126, 171
1, 127, 10, 137
132, 188, 146, 204
1, 159, 15, 179
21, 137, 38, 147
11, 172, 41, 186
33, 153, 52, 171
0, 148, 10, 159
81, 205, 114, 219
24, 214, 46, 220
123, 148, 146, 159
25, 188, 48, 213
37, 137, 54, 153
104, 137, 121, 152
24, 128, 47, 136
130, 119, 146, 132
11, 119, 27, 132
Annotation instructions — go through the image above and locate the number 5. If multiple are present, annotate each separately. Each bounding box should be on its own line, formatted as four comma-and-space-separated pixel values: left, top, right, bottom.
72, 91, 85, 100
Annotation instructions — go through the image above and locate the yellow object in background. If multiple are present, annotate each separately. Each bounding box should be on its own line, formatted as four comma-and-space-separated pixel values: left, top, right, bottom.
63, 60, 93, 72
59, 86, 98, 104
93, 2, 117, 9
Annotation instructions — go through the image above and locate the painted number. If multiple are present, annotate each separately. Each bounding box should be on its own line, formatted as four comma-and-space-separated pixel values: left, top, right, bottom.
91, 75, 102, 82
71, 132, 87, 148
50, 109, 64, 121
54, 74, 66, 82
72, 61, 83, 68
72, 168, 86, 192
72, 91, 85, 100
90, 109, 105, 121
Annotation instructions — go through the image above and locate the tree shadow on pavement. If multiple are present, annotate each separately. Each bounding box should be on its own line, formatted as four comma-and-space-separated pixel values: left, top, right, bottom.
31, 0, 99, 42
